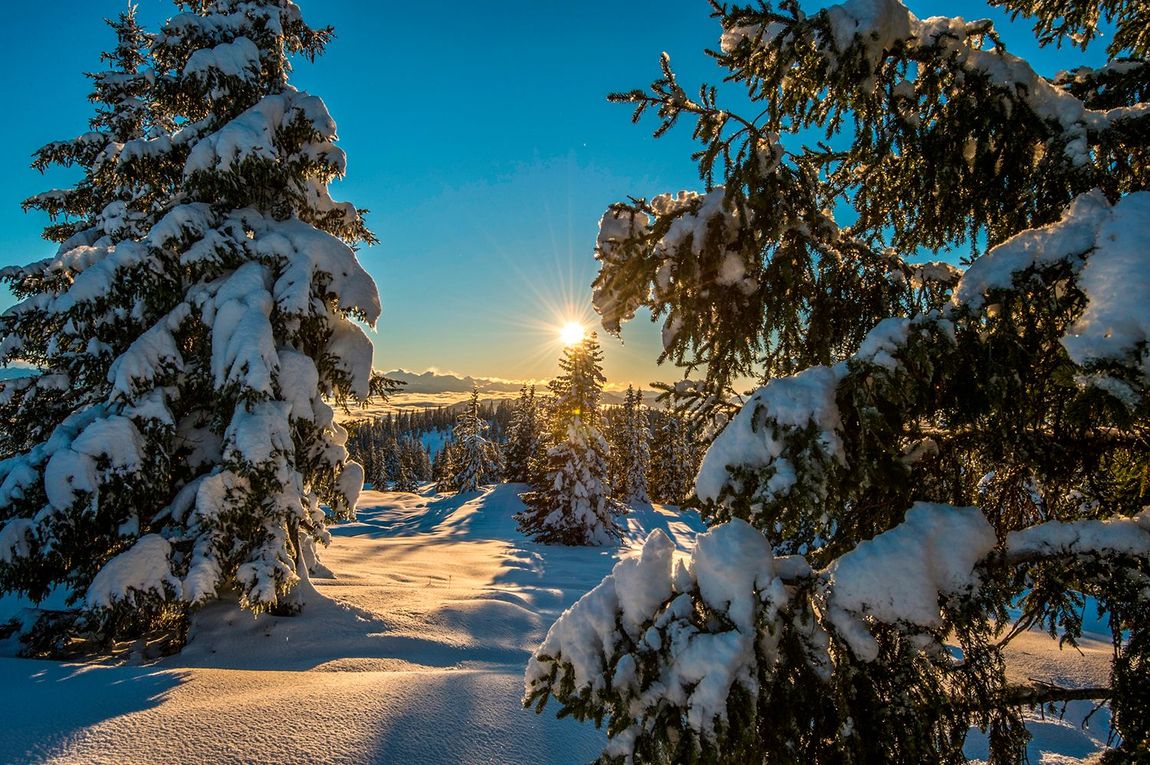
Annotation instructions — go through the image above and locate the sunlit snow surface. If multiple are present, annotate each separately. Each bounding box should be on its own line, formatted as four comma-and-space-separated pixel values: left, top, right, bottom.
0, 486, 697, 764
0, 485, 1113, 764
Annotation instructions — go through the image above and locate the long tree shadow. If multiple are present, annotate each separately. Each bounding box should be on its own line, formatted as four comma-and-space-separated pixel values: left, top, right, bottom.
362, 667, 606, 765
485, 492, 704, 623
0, 488, 702, 765
0, 658, 189, 765
184, 486, 706, 674
174, 588, 529, 673
329, 491, 473, 538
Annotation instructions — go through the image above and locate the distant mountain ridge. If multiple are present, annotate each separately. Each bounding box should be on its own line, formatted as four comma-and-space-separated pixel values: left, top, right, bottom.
381, 369, 528, 394
378, 368, 657, 408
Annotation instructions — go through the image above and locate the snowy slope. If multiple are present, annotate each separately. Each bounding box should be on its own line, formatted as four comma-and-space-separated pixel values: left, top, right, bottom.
419, 427, 452, 459
0, 485, 702, 765
0, 485, 1115, 764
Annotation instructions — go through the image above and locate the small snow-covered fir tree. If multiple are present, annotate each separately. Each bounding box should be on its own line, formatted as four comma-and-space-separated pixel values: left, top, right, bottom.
612, 386, 650, 503
432, 441, 455, 489
0, 0, 380, 652
527, 0, 1150, 761
647, 410, 696, 506
392, 454, 418, 494
503, 385, 544, 483
517, 334, 622, 545
452, 388, 499, 493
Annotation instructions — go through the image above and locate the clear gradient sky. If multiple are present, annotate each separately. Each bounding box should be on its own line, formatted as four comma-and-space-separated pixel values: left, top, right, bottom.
0, 1, 1108, 388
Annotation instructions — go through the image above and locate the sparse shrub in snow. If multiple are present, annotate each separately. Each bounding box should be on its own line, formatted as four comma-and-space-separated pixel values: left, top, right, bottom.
529, 0, 1150, 761
518, 334, 623, 545
0, 0, 381, 653
452, 387, 501, 493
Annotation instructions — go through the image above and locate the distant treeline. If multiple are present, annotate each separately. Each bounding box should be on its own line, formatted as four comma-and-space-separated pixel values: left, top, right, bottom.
345, 400, 513, 491
344, 390, 703, 506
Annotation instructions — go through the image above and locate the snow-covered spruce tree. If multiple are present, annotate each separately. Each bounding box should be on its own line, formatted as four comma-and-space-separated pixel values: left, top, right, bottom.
364, 440, 385, 489
383, 435, 404, 488
503, 384, 545, 483
392, 452, 418, 494
0, 0, 380, 653
432, 441, 454, 489
0, 6, 176, 649
526, 0, 1150, 762
517, 334, 623, 545
406, 437, 433, 483
647, 409, 697, 506
530, 393, 561, 483
610, 386, 651, 504
452, 387, 500, 493
604, 402, 626, 492
17, 6, 162, 252
0, 7, 157, 463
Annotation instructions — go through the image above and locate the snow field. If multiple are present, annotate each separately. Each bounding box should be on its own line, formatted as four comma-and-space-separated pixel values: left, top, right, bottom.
0, 485, 1116, 764
0, 485, 702, 765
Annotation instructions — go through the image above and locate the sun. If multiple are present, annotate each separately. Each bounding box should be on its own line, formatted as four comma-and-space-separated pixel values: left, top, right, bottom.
559, 321, 586, 346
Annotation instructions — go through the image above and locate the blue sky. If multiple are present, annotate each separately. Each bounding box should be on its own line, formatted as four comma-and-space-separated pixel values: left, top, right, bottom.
0, 1, 1108, 387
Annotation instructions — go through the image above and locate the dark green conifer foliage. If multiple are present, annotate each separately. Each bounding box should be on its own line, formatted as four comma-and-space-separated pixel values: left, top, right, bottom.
504, 385, 545, 483
647, 410, 699, 506
0, 0, 380, 654
530, 0, 1150, 761
607, 386, 651, 503
517, 334, 623, 545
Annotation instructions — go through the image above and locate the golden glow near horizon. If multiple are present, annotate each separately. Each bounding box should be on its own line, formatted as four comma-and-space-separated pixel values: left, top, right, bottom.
560, 321, 586, 346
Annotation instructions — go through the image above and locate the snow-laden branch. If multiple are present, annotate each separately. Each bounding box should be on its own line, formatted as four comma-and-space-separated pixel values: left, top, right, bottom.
525, 504, 1150, 762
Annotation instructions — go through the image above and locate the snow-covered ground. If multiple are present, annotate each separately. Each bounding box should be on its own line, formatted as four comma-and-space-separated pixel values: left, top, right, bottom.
967, 628, 1114, 765
0, 485, 701, 764
0, 485, 1114, 764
